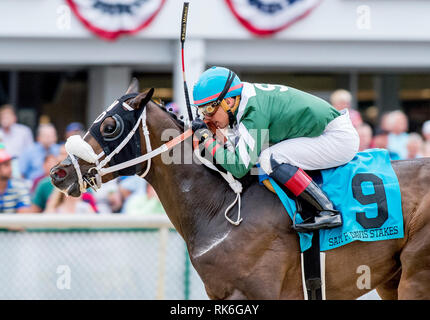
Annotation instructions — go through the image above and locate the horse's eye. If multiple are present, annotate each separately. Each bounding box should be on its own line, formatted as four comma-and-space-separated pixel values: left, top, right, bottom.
102, 116, 123, 140
104, 124, 116, 134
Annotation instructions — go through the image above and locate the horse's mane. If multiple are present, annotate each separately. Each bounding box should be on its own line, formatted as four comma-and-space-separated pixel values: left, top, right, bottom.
150, 99, 185, 129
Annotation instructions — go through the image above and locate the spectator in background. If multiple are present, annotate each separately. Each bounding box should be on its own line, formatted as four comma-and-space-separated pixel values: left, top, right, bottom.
24, 144, 97, 213
0, 149, 31, 213
370, 128, 401, 160
421, 120, 430, 143
422, 141, 430, 157
118, 175, 147, 214
406, 133, 423, 159
122, 183, 165, 215
330, 89, 363, 127
0, 104, 34, 178
386, 110, 409, 159
356, 122, 373, 151
31, 153, 57, 193
27, 171, 53, 213
44, 189, 96, 214
19, 123, 60, 181
379, 112, 392, 133
0, 104, 34, 158
91, 179, 123, 213
64, 122, 85, 141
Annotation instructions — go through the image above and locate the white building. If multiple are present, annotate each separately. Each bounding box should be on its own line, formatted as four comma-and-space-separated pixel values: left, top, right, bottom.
1, 0, 430, 135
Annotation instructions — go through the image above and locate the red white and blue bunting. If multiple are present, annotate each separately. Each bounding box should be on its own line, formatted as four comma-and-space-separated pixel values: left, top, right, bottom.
225, 0, 322, 36
66, 0, 166, 41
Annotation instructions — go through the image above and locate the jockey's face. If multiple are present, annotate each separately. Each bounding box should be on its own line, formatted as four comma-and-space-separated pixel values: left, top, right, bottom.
204, 97, 235, 129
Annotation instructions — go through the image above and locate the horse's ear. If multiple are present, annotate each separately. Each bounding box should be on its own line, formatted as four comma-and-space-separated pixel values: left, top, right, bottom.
125, 77, 139, 94
134, 88, 155, 110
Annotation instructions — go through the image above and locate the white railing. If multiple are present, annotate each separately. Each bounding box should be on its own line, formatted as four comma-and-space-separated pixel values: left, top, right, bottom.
0, 213, 174, 229
0, 214, 206, 300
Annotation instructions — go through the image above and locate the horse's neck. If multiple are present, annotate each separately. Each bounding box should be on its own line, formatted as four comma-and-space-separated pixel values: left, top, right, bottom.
143, 105, 227, 244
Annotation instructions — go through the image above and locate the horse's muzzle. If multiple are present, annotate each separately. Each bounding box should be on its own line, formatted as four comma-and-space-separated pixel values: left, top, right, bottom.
50, 159, 82, 197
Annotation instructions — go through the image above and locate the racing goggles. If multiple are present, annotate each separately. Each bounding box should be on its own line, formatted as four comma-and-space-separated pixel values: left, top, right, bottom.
198, 101, 221, 117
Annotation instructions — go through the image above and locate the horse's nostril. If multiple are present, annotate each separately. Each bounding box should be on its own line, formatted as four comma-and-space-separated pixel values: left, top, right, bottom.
53, 168, 67, 180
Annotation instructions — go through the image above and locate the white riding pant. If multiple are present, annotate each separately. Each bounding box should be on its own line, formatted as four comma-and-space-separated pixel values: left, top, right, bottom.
259, 109, 360, 175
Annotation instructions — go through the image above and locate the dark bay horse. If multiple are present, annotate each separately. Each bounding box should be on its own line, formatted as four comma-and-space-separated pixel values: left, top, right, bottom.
50, 81, 430, 299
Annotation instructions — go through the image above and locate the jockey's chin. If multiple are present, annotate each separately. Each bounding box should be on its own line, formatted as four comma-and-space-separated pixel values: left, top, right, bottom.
214, 120, 228, 130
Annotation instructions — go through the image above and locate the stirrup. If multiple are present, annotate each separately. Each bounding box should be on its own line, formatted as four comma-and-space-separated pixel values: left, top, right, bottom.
293, 212, 342, 233
291, 199, 313, 232
292, 210, 313, 230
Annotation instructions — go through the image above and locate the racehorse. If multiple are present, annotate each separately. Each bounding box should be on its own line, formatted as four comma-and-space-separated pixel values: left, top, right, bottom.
50, 80, 430, 299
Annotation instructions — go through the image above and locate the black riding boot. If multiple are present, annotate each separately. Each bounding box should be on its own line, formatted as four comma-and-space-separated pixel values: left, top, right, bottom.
269, 157, 342, 233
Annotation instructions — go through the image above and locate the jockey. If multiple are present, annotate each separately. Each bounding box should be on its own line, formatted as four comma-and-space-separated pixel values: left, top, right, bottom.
191, 66, 359, 232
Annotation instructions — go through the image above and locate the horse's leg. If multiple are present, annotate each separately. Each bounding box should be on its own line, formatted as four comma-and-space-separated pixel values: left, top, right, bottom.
375, 269, 401, 300
397, 208, 430, 299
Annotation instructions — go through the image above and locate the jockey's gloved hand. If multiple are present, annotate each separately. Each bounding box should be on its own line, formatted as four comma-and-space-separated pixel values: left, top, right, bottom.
194, 128, 211, 144
192, 119, 211, 144
191, 118, 208, 132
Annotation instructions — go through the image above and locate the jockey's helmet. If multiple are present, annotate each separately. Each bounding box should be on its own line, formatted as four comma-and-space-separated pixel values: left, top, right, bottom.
193, 66, 243, 107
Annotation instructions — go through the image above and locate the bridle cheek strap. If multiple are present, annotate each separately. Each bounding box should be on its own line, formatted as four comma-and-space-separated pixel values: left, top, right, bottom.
65, 106, 192, 193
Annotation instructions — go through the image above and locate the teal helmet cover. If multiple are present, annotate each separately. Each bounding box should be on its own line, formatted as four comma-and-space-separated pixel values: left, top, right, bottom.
193, 67, 243, 106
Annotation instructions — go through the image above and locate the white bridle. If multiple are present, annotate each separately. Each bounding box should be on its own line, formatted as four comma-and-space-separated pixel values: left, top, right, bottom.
64, 100, 155, 194
64, 99, 194, 195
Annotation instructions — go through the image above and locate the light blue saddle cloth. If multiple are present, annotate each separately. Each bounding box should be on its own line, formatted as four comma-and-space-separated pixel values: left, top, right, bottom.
259, 149, 404, 252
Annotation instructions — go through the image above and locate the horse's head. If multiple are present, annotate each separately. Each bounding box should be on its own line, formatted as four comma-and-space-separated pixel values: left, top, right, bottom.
50, 79, 155, 197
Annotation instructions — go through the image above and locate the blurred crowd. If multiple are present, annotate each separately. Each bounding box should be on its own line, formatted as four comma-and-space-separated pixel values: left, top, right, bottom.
0, 90, 429, 214
329, 89, 430, 160
0, 103, 165, 215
